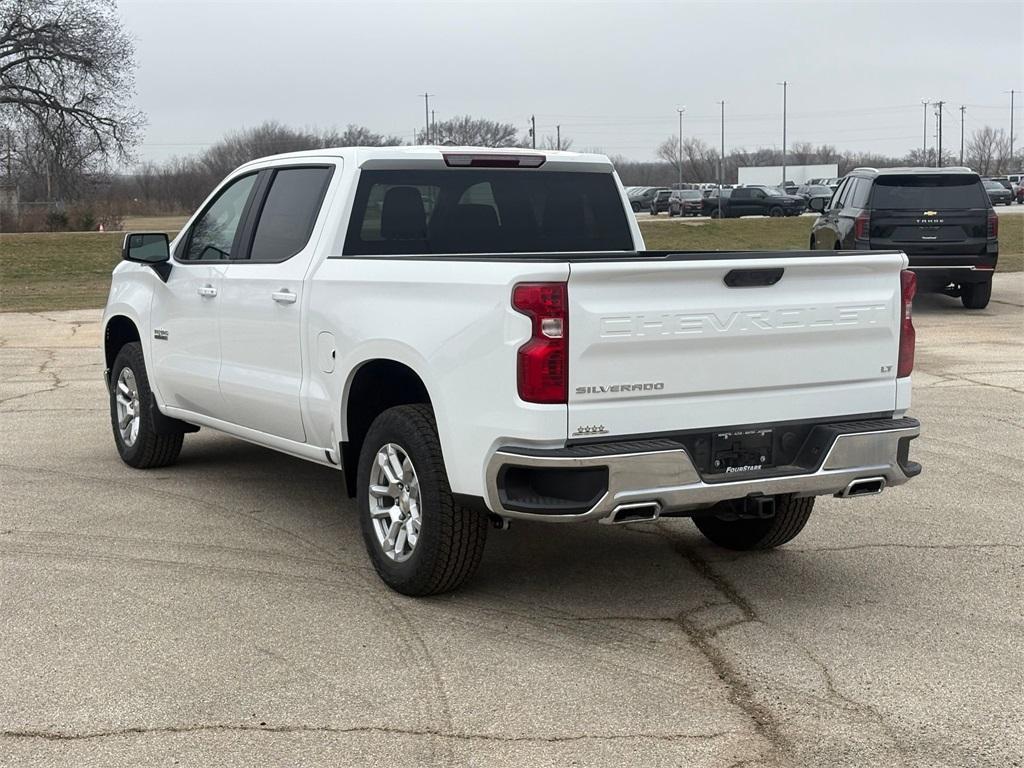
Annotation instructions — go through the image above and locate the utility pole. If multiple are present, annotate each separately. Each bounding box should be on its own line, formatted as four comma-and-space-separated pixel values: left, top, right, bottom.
676, 107, 686, 188
556, 125, 561, 151
431, 110, 436, 144
778, 81, 788, 186
421, 93, 432, 145
530, 115, 536, 149
935, 100, 945, 167
718, 100, 725, 221
959, 105, 966, 165
921, 99, 929, 163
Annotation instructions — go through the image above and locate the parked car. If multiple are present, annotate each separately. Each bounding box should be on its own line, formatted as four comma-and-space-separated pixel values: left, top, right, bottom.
809, 166, 996, 309
102, 146, 921, 595
706, 185, 805, 218
983, 179, 1014, 206
797, 184, 835, 209
627, 186, 661, 212
781, 181, 799, 195
648, 188, 673, 215
667, 189, 704, 216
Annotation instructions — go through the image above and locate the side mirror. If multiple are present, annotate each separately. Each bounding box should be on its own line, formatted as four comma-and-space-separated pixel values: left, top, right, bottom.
122, 232, 170, 263
808, 197, 826, 213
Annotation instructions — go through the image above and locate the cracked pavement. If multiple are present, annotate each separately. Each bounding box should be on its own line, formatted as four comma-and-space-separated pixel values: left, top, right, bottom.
1, 275, 1022, 767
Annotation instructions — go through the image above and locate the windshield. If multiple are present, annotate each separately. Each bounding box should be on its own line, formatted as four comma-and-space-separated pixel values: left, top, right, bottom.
679, 190, 702, 199
983, 181, 1004, 191
871, 174, 988, 209
344, 169, 634, 255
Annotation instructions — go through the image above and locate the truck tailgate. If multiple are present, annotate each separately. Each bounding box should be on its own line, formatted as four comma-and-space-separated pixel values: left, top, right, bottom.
567, 251, 906, 438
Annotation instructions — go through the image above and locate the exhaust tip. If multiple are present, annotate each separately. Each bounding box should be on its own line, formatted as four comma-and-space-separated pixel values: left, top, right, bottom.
605, 502, 661, 525
839, 477, 887, 498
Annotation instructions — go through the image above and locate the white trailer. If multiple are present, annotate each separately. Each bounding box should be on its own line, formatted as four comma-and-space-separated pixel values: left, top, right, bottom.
738, 164, 839, 186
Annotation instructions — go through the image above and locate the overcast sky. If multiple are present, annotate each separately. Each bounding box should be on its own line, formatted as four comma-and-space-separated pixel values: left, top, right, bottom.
120, 0, 1023, 165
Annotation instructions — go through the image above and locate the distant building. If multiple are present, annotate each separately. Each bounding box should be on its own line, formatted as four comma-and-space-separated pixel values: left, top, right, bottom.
737, 164, 839, 187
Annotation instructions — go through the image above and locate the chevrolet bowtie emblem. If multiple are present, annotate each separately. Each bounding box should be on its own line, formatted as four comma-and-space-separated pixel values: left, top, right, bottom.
923, 210, 938, 216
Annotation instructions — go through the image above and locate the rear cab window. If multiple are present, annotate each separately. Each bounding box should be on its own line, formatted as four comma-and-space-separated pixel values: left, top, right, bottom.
343, 169, 633, 256
869, 174, 988, 209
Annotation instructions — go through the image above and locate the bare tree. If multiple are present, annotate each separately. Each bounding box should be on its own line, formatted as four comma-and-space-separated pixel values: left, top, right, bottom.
541, 134, 573, 151
1, 0, 144, 187
428, 116, 519, 147
965, 126, 1009, 176
334, 124, 403, 147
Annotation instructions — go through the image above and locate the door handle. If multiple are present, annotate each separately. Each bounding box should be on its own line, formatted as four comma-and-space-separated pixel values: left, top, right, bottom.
197, 285, 217, 297
272, 289, 297, 304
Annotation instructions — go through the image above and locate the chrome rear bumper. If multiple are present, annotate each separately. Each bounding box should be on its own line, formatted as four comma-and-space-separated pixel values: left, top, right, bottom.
485, 419, 920, 523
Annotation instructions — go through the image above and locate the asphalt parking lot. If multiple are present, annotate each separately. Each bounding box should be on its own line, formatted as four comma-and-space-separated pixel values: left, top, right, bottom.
1, 275, 1022, 767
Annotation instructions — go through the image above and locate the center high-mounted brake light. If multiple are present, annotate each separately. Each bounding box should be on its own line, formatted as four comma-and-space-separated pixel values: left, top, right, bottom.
443, 153, 546, 168
897, 270, 917, 378
512, 283, 567, 404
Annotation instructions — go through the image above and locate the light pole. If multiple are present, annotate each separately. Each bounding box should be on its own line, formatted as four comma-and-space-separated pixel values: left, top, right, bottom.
718, 100, 725, 221
921, 99, 929, 163
778, 81, 788, 187
935, 100, 945, 167
1008, 90, 1017, 170
959, 105, 966, 165
676, 107, 686, 188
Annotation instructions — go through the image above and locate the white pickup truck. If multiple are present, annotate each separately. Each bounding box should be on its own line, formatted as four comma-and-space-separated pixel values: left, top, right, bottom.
103, 146, 921, 595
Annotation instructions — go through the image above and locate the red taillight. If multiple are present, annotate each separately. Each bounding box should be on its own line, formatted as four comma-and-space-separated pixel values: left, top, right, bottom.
897, 270, 917, 378
988, 210, 998, 238
512, 282, 568, 404
854, 210, 870, 240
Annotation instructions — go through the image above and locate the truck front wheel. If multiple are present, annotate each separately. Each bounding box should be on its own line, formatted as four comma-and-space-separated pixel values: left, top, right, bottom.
357, 404, 487, 595
109, 342, 184, 469
692, 495, 814, 550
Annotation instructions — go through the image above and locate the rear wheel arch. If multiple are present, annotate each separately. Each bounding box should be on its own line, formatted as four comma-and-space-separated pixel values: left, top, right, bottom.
341, 359, 432, 497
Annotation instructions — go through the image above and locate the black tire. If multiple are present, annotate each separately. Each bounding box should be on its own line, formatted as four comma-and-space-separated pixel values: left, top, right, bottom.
961, 278, 992, 310
709, 208, 720, 219
357, 404, 487, 596
692, 495, 814, 550
649, 208, 658, 216
631, 202, 641, 212
109, 342, 184, 469
769, 206, 784, 217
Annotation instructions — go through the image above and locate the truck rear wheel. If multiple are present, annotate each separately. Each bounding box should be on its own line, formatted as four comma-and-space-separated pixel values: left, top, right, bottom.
961, 278, 992, 310
692, 495, 814, 550
357, 404, 487, 595
109, 342, 184, 469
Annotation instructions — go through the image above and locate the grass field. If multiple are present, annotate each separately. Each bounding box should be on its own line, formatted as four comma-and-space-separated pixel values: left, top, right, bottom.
1, 214, 1020, 313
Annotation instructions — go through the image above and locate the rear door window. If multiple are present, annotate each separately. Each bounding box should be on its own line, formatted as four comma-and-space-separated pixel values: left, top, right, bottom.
869, 175, 988, 209
248, 167, 333, 262
344, 169, 633, 255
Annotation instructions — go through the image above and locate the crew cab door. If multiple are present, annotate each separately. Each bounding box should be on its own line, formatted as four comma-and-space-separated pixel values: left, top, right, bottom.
150, 172, 259, 416
217, 163, 336, 442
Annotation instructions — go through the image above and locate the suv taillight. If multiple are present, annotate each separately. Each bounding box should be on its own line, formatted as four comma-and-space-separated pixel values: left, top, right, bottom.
988, 209, 998, 238
897, 270, 917, 378
854, 210, 871, 240
512, 283, 568, 404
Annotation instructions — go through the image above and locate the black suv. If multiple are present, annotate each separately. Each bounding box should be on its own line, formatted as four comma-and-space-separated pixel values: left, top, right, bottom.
809, 167, 997, 309
647, 188, 673, 215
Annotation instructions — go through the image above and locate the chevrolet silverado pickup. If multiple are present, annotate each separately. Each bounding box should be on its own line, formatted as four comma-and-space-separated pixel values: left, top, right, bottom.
103, 146, 921, 595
